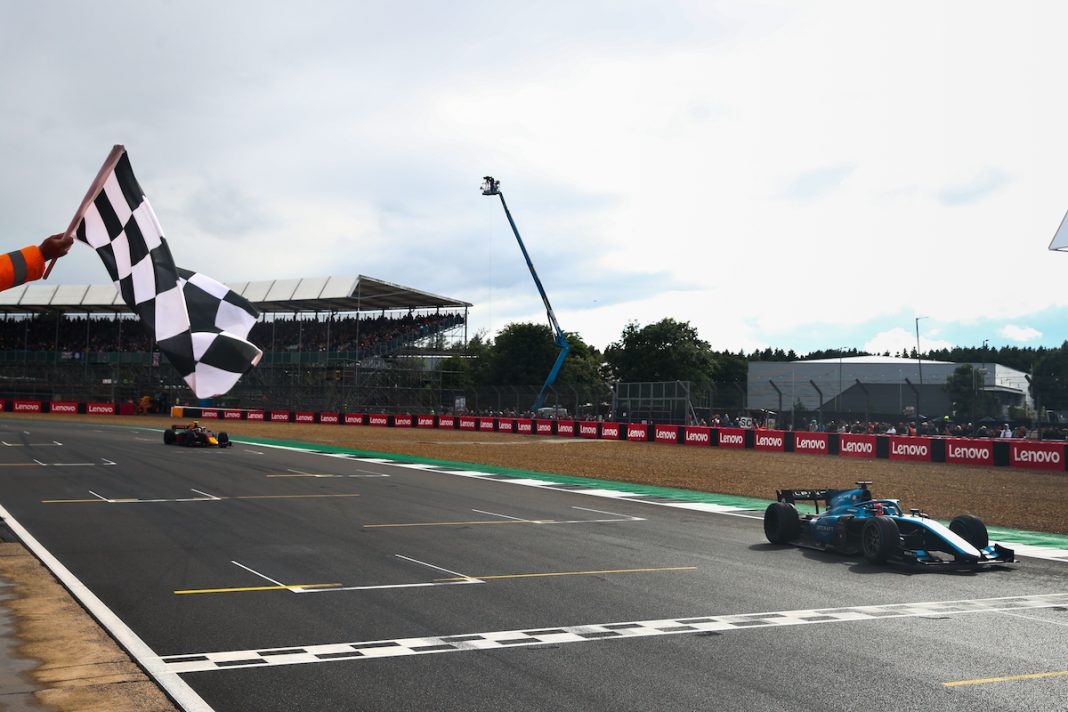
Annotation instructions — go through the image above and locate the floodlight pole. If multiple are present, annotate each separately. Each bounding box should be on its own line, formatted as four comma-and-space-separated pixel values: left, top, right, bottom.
481, 176, 570, 412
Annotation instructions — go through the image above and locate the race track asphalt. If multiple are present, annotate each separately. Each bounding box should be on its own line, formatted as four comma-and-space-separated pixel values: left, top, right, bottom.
1, 418, 1066, 711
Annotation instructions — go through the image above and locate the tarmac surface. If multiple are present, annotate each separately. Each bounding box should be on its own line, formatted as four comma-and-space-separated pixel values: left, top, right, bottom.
1, 418, 1066, 711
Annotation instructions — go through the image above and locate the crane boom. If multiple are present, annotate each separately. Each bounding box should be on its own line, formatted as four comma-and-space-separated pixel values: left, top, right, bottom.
482, 177, 569, 412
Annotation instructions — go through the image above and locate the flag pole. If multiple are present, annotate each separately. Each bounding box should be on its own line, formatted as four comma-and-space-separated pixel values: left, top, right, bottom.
43, 144, 126, 279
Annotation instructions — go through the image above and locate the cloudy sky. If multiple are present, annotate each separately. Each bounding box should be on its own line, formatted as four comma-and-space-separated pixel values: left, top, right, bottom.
4, 1, 1068, 354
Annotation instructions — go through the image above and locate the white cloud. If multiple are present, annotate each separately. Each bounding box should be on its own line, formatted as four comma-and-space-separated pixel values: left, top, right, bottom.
864, 328, 954, 356
999, 324, 1043, 342
5, 1, 1068, 353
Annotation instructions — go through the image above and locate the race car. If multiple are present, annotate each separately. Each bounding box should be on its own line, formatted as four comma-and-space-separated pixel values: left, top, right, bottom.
763, 481, 1014, 567
163, 422, 232, 448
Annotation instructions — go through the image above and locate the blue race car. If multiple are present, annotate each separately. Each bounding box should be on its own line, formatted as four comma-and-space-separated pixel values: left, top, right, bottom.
763, 481, 1014, 567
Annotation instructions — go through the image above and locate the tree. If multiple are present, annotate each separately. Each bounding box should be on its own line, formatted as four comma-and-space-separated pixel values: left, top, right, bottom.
484, 322, 602, 386
943, 364, 996, 420
1031, 342, 1068, 411
603, 318, 718, 385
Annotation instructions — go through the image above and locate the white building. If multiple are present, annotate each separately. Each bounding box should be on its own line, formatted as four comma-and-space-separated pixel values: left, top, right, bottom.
747, 356, 1031, 420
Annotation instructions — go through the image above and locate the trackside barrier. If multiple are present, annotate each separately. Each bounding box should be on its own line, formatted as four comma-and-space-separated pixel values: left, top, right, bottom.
9, 402, 1064, 472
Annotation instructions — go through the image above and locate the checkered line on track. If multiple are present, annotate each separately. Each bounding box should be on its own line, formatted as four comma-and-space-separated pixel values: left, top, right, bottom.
160, 592, 1068, 674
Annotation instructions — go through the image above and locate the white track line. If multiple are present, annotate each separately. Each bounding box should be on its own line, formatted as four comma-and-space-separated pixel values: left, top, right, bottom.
160, 592, 1068, 674
471, 509, 529, 521
395, 554, 479, 582
0, 503, 212, 710
231, 561, 287, 588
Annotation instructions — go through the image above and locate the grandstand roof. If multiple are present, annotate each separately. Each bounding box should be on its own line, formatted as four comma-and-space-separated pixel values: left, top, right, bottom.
0, 275, 471, 315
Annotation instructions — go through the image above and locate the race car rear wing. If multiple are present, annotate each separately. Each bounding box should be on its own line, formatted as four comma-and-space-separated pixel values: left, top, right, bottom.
776, 489, 833, 513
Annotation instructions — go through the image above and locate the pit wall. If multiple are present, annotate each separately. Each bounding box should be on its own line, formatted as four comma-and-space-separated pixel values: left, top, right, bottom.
0, 399, 1063, 473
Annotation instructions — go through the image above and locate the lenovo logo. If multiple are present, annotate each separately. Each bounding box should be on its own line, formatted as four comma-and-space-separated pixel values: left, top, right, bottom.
720, 433, 744, 445
87, 403, 114, 415
14, 401, 41, 412
948, 444, 989, 460
224, 410, 242, 419
295, 413, 315, 422
394, 416, 413, 427
247, 411, 265, 421
601, 426, 619, 438
756, 435, 783, 448
417, 417, 435, 427
685, 431, 709, 443
271, 412, 290, 422
50, 402, 77, 413
480, 420, 494, 430
320, 413, 339, 424
840, 441, 873, 454
557, 423, 574, 435
580, 425, 598, 436
201, 410, 219, 419
891, 442, 928, 457
369, 416, 389, 426
343, 414, 364, 425
1016, 449, 1061, 464
795, 437, 826, 451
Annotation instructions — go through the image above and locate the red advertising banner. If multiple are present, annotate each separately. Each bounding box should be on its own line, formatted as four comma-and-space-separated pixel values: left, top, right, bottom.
515, 419, 534, 434
459, 416, 477, 430
201, 409, 219, 419
12, 400, 42, 413
839, 433, 876, 458
223, 409, 243, 420
497, 418, 515, 433
718, 427, 746, 449
393, 415, 413, 428
479, 418, 495, 432
599, 422, 622, 440
86, 402, 115, 415
319, 412, 339, 424
1010, 440, 1065, 471
49, 401, 78, 414
535, 419, 555, 435
343, 413, 365, 425
247, 410, 265, 421
270, 411, 291, 422
944, 438, 994, 466
626, 423, 650, 441
437, 416, 455, 429
683, 426, 712, 446
368, 414, 390, 427
416, 415, 436, 428
577, 421, 600, 439
295, 412, 315, 423
654, 424, 679, 444
888, 436, 931, 462
793, 432, 829, 455
555, 420, 576, 436
753, 430, 785, 452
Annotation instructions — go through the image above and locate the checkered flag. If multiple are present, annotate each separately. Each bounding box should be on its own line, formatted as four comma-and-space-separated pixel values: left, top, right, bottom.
71, 146, 262, 398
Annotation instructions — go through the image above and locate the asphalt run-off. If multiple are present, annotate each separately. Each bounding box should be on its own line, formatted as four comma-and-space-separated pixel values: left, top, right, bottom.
1, 419, 1066, 711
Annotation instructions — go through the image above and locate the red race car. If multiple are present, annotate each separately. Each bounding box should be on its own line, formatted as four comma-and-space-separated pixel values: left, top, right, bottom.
163, 421, 232, 448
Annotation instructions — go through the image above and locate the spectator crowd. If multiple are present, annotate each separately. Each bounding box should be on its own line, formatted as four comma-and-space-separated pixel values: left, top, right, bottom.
0, 311, 464, 356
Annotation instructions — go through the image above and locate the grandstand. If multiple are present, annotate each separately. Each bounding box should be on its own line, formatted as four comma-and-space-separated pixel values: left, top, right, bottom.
0, 275, 471, 412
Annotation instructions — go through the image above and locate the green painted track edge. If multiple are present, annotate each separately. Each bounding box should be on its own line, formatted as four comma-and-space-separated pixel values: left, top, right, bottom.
234, 434, 1068, 550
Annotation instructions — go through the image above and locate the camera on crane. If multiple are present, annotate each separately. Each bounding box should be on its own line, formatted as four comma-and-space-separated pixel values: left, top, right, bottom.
481, 176, 500, 196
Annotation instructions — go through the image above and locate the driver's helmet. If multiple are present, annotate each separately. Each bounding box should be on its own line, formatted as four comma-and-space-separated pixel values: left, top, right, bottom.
193, 420, 199, 428
870, 503, 884, 516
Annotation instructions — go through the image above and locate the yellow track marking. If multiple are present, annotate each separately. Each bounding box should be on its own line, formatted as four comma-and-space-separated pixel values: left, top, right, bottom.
944, 669, 1068, 687
41, 498, 102, 503
434, 566, 697, 581
174, 583, 341, 595
364, 519, 533, 528
0, 463, 43, 467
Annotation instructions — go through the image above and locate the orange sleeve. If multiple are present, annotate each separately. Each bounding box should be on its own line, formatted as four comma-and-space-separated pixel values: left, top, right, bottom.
0, 245, 46, 292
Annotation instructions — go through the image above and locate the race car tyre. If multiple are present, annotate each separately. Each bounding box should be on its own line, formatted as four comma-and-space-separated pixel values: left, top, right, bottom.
218, 432, 230, 447
861, 516, 899, 564
163, 429, 176, 445
764, 502, 800, 544
949, 514, 988, 549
